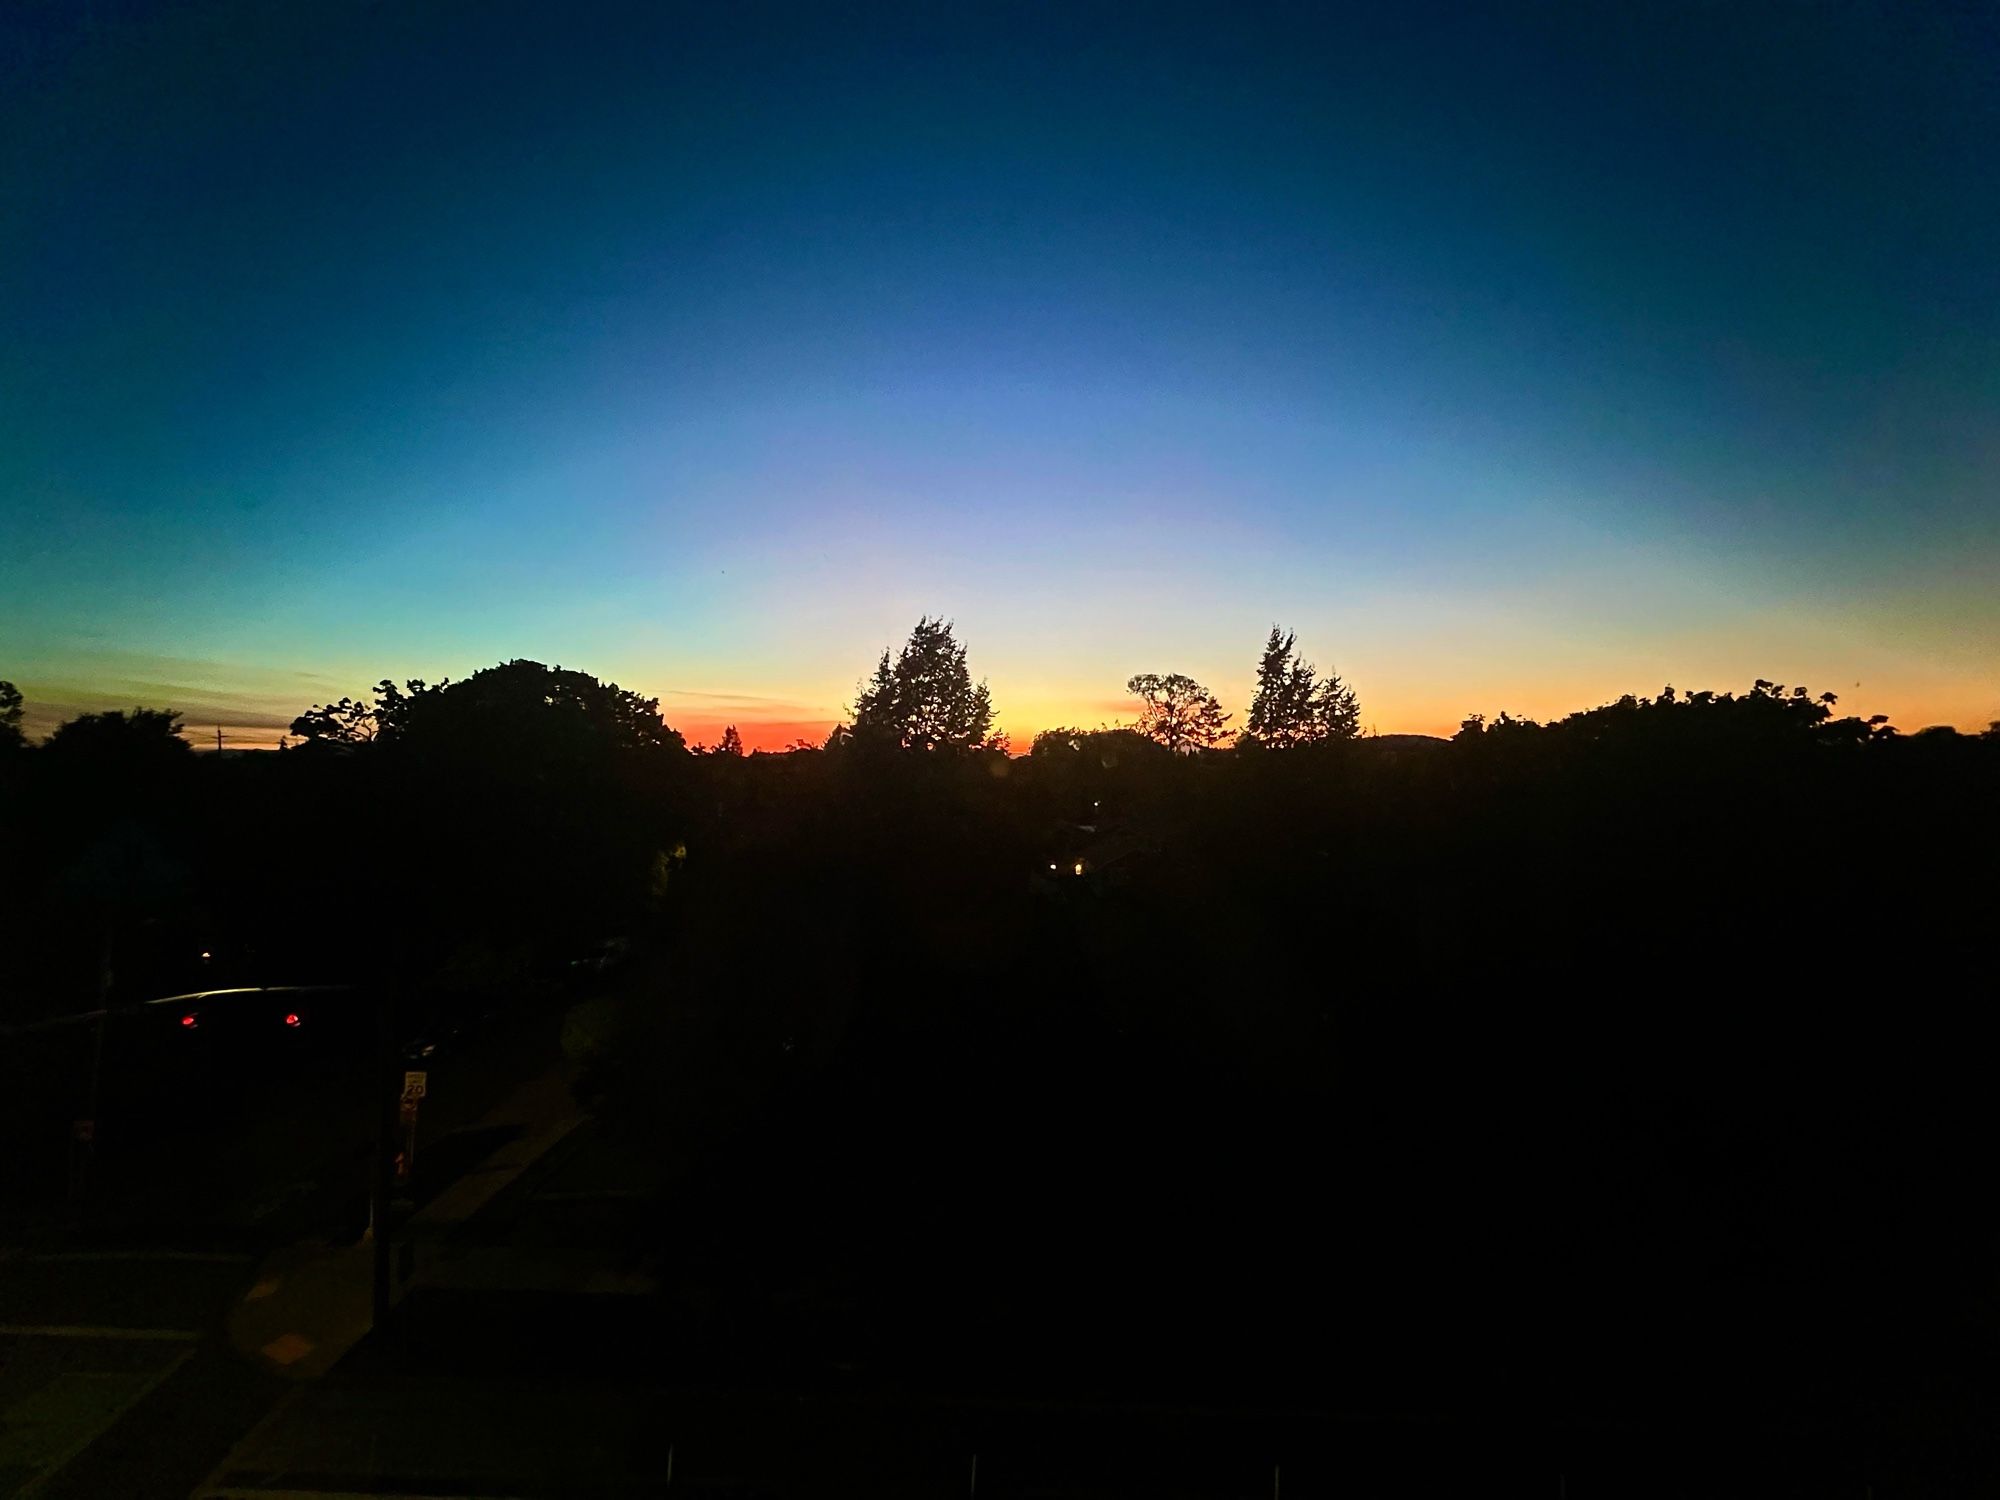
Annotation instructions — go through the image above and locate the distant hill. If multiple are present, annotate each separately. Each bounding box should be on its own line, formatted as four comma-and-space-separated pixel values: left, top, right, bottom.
1362, 734, 1451, 751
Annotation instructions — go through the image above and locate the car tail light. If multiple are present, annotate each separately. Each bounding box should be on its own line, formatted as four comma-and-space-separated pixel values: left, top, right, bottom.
180, 1013, 198, 1028
284, 1012, 302, 1028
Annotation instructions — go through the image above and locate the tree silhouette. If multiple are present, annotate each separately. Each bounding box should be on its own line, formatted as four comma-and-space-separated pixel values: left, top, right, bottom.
850, 617, 999, 751
1245, 629, 1312, 747
1243, 628, 1359, 747
291, 677, 440, 744
1450, 680, 1905, 761
293, 663, 681, 761
1311, 670, 1361, 742
1030, 726, 1088, 757
1454, 710, 1541, 741
1127, 673, 1231, 752
397, 661, 684, 760
44, 708, 192, 764
0, 679, 23, 751
717, 724, 745, 757
289, 694, 380, 744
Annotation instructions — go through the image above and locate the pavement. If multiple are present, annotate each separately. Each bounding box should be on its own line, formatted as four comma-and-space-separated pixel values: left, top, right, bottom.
221, 1056, 590, 1380
0, 1248, 270, 1500
179, 1094, 1967, 1499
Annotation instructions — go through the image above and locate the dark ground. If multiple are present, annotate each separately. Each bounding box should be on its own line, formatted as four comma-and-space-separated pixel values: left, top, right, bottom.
5, 717, 1997, 1496
10, 941, 2000, 1497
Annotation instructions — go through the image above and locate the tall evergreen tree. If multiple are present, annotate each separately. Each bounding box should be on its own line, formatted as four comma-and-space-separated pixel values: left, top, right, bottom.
1245, 628, 1317, 747
850, 617, 999, 751
1242, 626, 1359, 746
1310, 668, 1361, 741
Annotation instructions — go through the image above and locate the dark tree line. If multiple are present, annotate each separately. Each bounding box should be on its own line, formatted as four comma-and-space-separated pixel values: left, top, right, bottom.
578, 641, 1997, 1428
288, 660, 682, 756
0, 679, 24, 752
836, 618, 1362, 756
6, 642, 1998, 1436
0, 662, 697, 1020
4, 632, 1994, 1027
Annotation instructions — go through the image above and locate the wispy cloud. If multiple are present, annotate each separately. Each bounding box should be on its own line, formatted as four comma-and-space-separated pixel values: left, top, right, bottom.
657, 688, 836, 722
657, 688, 805, 705
11, 649, 335, 745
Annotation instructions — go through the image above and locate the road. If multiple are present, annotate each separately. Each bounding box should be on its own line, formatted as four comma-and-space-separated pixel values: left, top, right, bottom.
3, 982, 571, 1237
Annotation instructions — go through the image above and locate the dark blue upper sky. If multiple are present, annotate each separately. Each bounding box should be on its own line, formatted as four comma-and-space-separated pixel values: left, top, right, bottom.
4, 0, 1994, 741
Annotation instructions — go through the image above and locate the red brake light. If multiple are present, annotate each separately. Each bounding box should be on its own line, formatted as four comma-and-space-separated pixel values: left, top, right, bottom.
284, 1012, 301, 1027
180, 1013, 197, 1028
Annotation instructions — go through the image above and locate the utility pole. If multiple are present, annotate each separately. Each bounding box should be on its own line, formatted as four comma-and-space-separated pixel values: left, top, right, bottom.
215, 724, 224, 755
70, 934, 114, 1206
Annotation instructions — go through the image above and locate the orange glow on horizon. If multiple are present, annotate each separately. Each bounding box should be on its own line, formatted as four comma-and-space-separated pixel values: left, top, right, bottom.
678, 718, 840, 754
144, 660, 2000, 760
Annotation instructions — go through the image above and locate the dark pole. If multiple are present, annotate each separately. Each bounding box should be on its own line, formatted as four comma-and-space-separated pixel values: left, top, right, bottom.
370, 978, 397, 1325
70, 933, 114, 1205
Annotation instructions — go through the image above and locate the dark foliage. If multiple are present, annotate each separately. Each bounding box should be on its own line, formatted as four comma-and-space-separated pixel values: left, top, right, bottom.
0, 679, 23, 752
849, 617, 999, 751
3, 662, 693, 1019
583, 672, 1997, 1427
1028, 726, 1163, 764
42, 707, 192, 766
1243, 626, 1360, 747
1125, 671, 1231, 751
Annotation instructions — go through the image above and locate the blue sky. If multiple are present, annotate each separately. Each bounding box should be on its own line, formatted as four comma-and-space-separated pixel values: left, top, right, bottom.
4, 0, 1994, 745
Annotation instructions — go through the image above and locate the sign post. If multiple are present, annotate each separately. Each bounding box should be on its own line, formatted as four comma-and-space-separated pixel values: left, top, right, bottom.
370, 986, 397, 1324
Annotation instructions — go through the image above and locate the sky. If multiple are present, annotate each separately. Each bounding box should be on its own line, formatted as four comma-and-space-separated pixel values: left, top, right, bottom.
3, 0, 1995, 749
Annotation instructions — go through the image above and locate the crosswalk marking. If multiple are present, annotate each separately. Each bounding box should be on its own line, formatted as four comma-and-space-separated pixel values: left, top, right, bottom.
0, 1322, 200, 1341
1, 1248, 253, 1265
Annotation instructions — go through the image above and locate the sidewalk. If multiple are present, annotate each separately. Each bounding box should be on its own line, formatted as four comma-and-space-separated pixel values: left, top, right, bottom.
223, 1059, 585, 1380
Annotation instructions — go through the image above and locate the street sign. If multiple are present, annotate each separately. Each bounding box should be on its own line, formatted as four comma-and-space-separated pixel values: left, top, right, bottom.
396, 1071, 426, 1185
